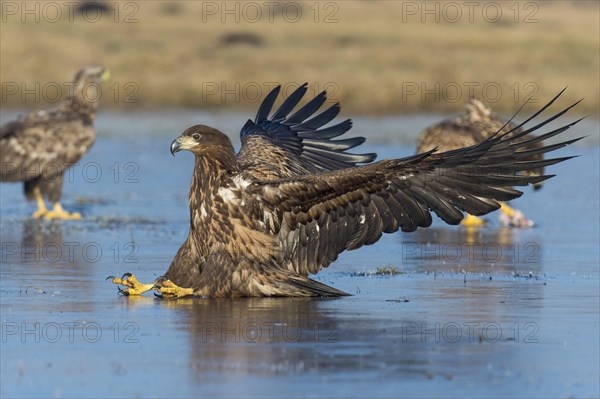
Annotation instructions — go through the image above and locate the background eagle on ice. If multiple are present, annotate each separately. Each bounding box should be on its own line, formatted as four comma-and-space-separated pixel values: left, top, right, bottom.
0, 65, 109, 219
417, 98, 546, 228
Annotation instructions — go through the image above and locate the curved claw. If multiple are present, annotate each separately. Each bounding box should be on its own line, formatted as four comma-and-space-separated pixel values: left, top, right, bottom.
122, 272, 133, 280
151, 276, 168, 290
106, 275, 116, 281
153, 291, 179, 300
117, 287, 131, 296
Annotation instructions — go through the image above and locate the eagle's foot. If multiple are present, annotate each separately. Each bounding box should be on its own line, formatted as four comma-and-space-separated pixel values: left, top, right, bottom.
152, 277, 194, 299
461, 213, 486, 228
45, 203, 81, 220
499, 202, 534, 228
108, 273, 155, 296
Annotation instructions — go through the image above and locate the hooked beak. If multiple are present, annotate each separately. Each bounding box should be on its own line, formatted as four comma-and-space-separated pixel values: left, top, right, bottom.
170, 138, 182, 156
100, 69, 111, 82
170, 135, 198, 156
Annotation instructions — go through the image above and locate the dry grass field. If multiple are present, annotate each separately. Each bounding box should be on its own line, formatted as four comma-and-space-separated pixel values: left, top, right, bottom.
1, 0, 598, 115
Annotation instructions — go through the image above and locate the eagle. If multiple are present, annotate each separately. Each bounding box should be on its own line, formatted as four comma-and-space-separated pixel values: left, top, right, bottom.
417, 98, 545, 228
0, 65, 110, 219
110, 84, 581, 298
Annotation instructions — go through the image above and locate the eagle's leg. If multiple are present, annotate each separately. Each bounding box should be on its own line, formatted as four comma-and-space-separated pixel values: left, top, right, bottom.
499, 202, 517, 218
108, 273, 156, 295
32, 188, 50, 219
152, 277, 194, 299
45, 202, 82, 220
461, 213, 486, 227
499, 202, 534, 228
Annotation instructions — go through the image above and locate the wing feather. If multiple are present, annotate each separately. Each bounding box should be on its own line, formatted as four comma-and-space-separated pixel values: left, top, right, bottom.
247, 94, 582, 276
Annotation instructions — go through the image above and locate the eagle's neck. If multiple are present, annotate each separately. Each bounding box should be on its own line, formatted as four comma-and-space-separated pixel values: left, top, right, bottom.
62, 82, 100, 122
188, 149, 238, 254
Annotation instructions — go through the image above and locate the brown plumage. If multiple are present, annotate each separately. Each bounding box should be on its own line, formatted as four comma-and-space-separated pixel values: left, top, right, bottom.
417, 98, 545, 190
1, 65, 109, 219
115, 85, 581, 298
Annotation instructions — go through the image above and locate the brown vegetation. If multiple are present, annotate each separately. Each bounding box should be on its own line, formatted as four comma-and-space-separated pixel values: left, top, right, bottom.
1, 1, 597, 116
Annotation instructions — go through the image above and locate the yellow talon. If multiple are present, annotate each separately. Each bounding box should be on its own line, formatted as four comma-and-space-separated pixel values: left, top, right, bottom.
30, 189, 80, 220
110, 274, 155, 296
45, 203, 81, 220
154, 279, 194, 299
461, 213, 486, 228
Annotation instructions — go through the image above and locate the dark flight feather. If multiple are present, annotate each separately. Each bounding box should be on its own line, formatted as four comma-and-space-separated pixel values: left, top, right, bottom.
415, 96, 560, 191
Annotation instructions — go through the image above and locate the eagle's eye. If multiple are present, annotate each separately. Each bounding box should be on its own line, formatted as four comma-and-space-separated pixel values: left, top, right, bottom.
192, 133, 201, 141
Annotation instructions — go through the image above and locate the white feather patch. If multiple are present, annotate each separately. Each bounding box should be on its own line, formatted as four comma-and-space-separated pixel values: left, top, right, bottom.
218, 187, 238, 204
233, 175, 251, 190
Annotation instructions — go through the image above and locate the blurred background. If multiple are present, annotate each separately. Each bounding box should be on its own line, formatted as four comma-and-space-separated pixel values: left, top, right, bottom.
1, 0, 598, 116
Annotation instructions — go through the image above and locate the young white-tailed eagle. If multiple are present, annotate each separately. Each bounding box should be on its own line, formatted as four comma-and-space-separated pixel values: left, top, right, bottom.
110, 84, 581, 298
417, 98, 546, 228
0, 65, 110, 219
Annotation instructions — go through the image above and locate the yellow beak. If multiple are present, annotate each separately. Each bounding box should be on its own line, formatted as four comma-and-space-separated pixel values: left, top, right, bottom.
101, 69, 111, 81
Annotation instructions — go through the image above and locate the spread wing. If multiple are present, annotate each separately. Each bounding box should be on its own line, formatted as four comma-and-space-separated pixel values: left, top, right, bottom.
236, 83, 376, 180
248, 92, 582, 276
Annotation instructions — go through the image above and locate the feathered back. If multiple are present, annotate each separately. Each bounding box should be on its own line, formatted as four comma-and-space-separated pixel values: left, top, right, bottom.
464, 98, 493, 121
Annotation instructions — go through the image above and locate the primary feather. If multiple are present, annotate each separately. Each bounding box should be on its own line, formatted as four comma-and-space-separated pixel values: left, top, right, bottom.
417, 97, 547, 190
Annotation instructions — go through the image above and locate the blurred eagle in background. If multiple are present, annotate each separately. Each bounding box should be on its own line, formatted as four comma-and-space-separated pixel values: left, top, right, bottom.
417, 98, 546, 228
111, 84, 581, 298
0, 65, 110, 219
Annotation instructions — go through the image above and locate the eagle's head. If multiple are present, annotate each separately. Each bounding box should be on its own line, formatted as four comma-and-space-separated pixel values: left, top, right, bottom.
69, 65, 110, 111
73, 65, 111, 85
171, 125, 236, 170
